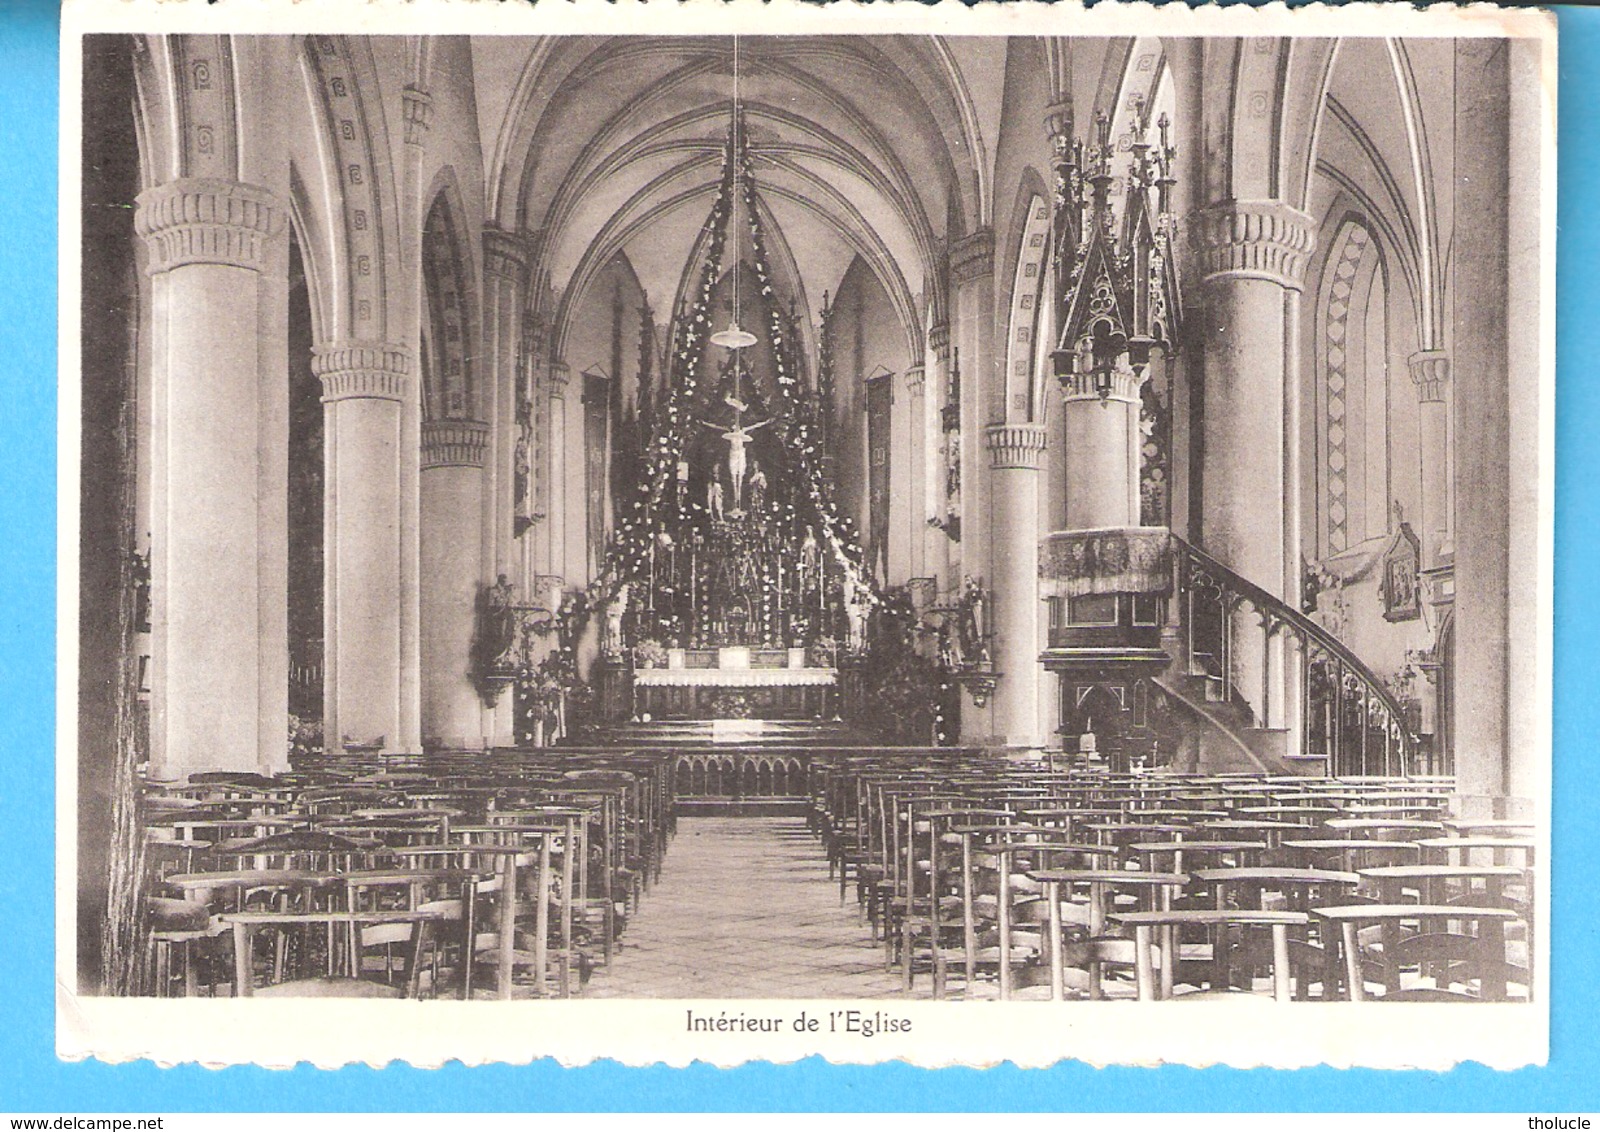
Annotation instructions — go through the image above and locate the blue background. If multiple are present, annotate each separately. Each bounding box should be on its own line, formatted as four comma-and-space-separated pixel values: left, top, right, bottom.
3, 0, 1594, 1111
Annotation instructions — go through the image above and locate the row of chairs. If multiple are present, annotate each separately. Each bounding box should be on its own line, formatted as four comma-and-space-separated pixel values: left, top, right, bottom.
808, 757, 1534, 1002
140, 749, 676, 998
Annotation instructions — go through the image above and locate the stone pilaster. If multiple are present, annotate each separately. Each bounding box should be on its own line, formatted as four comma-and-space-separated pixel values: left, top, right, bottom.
137, 178, 290, 780
1409, 350, 1453, 568
316, 340, 413, 753
984, 423, 1048, 749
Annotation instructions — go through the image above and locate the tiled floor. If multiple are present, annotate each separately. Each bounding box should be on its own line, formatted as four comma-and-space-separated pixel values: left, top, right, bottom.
583, 816, 912, 998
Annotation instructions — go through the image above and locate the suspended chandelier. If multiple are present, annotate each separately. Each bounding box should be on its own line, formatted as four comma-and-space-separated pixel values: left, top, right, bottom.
710, 35, 759, 352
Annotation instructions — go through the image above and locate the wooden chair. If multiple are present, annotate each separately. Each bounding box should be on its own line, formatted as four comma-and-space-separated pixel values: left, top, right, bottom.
146, 896, 225, 997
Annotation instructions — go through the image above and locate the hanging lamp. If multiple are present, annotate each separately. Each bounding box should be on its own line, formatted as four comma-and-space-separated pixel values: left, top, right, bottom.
711, 35, 759, 352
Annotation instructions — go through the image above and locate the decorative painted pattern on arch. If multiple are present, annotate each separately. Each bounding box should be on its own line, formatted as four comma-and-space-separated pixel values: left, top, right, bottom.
1322, 221, 1372, 554
422, 195, 473, 420
304, 35, 385, 337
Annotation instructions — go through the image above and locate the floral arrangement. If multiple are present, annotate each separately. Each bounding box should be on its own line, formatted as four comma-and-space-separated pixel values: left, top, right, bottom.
633, 638, 668, 667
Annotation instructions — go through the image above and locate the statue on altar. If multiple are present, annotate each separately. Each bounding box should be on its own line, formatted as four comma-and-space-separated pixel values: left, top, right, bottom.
799, 525, 821, 593
845, 576, 871, 655
706, 478, 724, 522
937, 617, 960, 671
747, 462, 768, 514
604, 582, 630, 658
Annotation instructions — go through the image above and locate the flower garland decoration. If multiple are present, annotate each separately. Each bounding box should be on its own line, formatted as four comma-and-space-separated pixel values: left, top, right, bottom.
734, 118, 877, 608
596, 128, 739, 605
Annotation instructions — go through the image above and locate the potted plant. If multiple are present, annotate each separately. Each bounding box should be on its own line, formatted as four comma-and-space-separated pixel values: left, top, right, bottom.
634, 638, 668, 668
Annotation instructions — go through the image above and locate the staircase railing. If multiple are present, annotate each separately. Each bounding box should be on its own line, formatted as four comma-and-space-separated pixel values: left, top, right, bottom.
1175, 536, 1421, 777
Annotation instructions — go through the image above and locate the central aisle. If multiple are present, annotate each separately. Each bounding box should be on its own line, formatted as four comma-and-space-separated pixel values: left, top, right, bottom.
583, 816, 910, 999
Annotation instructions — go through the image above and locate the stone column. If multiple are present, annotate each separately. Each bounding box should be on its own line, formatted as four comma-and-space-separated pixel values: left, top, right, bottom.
397, 84, 433, 753
421, 420, 488, 747
1059, 364, 1141, 530
316, 341, 412, 753
1194, 201, 1314, 743
1409, 350, 1452, 566
137, 178, 290, 780
480, 229, 530, 747
1450, 36, 1544, 814
985, 423, 1049, 749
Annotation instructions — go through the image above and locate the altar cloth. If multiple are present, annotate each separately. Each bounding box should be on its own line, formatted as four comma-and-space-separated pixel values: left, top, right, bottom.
631, 666, 838, 688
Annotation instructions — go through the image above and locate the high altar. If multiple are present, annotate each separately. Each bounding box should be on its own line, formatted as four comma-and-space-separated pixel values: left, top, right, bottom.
588, 113, 873, 725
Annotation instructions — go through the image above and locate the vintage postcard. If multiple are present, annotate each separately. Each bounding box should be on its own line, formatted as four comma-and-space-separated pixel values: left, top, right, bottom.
58, 0, 1555, 1070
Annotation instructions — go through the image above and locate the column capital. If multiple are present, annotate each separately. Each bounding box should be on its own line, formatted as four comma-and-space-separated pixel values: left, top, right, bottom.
950, 228, 996, 284
546, 359, 571, 392
135, 178, 286, 274
421, 418, 488, 469
903, 364, 927, 396
401, 85, 434, 148
1408, 350, 1450, 403
1058, 363, 1141, 404
928, 322, 951, 363
1192, 200, 1316, 290
483, 227, 531, 284
985, 422, 1049, 470
313, 340, 412, 403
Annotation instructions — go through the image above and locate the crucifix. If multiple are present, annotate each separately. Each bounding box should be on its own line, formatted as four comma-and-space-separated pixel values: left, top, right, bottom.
701, 360, 770, 512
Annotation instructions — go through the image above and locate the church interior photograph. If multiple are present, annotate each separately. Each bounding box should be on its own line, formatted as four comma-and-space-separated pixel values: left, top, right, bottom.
74, 30, 1546, 1005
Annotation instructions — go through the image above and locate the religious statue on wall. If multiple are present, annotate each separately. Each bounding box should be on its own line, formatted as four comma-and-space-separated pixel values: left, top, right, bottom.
484, 573, 518, 667
957, 575, 990, 665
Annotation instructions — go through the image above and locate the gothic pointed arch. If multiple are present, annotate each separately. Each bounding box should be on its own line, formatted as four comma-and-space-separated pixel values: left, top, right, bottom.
1313, 212, 1389, 557
421, 175, 480, 422
996, 174, 1052, 424
299, 34, 405, 344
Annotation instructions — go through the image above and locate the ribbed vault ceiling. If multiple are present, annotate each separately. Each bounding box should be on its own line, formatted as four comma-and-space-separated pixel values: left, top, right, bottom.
473, 35, 995, 346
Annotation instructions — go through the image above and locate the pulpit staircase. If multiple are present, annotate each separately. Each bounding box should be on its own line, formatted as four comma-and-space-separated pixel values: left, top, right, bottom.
1158, 536, 1420, 777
